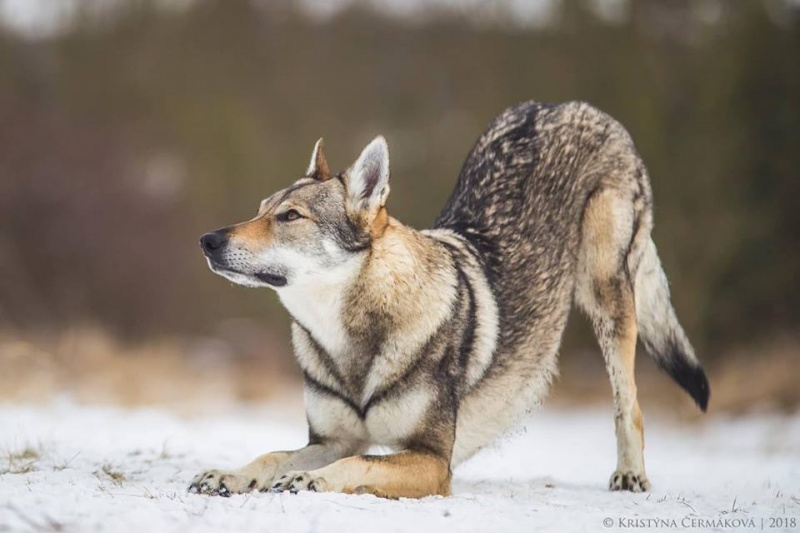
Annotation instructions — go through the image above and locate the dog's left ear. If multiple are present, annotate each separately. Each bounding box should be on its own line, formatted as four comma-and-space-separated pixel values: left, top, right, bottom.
344, 136, 390, 218
306, 138, 331, 181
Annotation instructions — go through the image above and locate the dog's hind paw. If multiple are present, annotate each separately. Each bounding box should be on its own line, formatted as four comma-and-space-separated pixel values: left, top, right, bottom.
188, 469, 263, 497
609, 470, 650, 492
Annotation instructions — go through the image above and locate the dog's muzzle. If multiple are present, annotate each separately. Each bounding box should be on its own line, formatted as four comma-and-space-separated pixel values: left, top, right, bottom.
200, 230, 289, 287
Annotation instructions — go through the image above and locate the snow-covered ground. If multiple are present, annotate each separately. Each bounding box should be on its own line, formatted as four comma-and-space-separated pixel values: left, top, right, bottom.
0, 400, 798, 532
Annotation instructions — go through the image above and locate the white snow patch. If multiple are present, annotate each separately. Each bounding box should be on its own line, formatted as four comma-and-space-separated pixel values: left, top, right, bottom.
0, 400, 798, 532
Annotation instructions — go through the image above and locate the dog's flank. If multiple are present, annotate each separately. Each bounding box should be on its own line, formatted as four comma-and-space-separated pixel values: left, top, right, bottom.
191, 100, 709, 499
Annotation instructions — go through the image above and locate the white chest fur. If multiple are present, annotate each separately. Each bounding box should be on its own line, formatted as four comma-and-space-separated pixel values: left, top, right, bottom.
363, 385, 434, 445
280, 284, 349, 358
304, 382, 434, 447
277, 254, 362, 359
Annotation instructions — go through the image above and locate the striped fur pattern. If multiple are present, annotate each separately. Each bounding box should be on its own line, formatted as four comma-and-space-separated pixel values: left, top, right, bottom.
191, 101, 709, 499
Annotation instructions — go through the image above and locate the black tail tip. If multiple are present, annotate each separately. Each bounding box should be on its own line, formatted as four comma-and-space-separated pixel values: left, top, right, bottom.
665, 360, 710, 412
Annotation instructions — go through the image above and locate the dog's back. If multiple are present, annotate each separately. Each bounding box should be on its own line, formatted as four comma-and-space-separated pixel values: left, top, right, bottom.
437, 102, 614, 370
436, 102, 640, 360
436, 102, 708, 476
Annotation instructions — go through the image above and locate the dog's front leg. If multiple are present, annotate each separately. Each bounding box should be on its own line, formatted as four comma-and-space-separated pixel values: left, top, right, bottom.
189, 440, 360, 496
270, 449, 452, 499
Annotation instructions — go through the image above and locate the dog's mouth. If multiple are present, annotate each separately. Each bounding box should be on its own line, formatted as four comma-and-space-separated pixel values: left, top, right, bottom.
207, 259, 288, 288
255, 271, 288, 287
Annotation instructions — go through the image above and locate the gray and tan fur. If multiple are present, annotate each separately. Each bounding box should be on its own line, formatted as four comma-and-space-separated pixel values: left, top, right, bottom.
190, 101, 709, 499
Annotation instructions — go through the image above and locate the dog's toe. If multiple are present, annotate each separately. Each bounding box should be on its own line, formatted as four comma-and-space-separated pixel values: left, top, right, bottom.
609, 470, 650, 492
270, 471, 328, 494
189, 469, 263, 496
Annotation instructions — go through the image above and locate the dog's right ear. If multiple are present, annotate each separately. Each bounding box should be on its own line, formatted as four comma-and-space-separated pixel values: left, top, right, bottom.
344, 136, 390, 219
306, 138, 330, 181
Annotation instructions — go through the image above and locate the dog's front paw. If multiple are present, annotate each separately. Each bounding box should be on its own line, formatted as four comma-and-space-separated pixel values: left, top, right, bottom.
609, 470, 650, 492
188, 469, 264, 497
270, 471, 330, 494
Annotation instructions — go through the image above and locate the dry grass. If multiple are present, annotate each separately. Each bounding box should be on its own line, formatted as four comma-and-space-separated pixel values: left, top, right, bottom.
0, 327, 797, 416
552, 337, 800, 416
97, 464, 127, 486
709, 337, 800, 413
0, 327, 300, 414
2, 445, 42, 475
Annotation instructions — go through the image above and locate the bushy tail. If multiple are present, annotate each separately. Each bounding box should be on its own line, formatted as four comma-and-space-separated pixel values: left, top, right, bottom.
634, 238, 710, 411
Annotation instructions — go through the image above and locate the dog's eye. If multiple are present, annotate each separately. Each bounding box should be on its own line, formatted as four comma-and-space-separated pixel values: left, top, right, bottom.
279, 209, 303, 222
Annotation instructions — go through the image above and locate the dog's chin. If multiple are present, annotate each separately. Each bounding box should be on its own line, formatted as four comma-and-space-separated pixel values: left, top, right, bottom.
208, 263, 288, 289
213, 268, 262, 288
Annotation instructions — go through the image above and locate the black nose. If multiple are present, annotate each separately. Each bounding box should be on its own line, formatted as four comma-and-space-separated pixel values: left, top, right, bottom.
200, 231, 228, 255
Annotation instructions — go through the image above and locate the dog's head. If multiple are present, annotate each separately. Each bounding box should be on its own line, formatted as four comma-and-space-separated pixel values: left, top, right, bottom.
200, 137, 391, 289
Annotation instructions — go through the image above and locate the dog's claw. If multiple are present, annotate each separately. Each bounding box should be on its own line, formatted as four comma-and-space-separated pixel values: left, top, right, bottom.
269, 471, 326, 494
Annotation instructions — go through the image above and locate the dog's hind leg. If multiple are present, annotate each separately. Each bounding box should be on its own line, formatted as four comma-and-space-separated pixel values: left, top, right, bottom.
575, 188, 650, 492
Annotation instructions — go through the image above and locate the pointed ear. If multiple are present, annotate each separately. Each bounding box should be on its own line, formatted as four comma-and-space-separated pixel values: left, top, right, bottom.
344, 136, 390, 216
306, 138, 330, 181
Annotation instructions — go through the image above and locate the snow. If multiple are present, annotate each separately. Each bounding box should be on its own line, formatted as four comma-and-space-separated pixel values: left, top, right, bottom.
0, 400, 798, 532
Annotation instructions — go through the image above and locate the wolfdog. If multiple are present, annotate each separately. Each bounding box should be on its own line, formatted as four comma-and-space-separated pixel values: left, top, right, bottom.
190, 101, 709, 498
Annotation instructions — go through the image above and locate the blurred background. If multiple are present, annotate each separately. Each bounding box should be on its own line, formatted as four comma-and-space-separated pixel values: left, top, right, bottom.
0, 0, 797, 415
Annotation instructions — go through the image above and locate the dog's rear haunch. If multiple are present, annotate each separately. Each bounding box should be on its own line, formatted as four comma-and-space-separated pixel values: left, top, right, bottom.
191, 101, 709, 498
